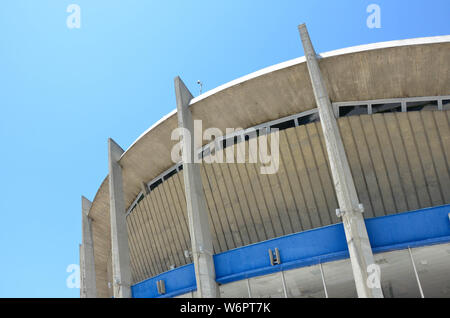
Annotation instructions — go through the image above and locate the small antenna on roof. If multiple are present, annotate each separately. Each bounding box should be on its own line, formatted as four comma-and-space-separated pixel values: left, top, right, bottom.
197, 80, 203, 95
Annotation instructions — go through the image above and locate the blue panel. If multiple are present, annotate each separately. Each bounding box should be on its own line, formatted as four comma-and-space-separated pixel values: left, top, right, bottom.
213, 223, 349, 284
131, 263, 196, 298
366, 204, 450, 252
213, 204, 450, 284
131, 204, 450, 297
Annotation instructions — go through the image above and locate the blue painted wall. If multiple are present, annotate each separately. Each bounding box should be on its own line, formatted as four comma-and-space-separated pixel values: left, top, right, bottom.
132, 204, 450, 298
132, 263, 196, 298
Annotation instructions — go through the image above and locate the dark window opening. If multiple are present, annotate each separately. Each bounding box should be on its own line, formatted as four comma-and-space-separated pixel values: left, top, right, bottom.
297, 113, 320, 126
442, 99, 450, 110
338, 105, 368, 117
221, 134, 253, 150
163, 168, 178, 181
371, 103, 402, 114
221, 138, 231, 150
406, 100, 437, 112
270, 119, 296, 131
243, 129, 259, 141
149, 178, 163, 191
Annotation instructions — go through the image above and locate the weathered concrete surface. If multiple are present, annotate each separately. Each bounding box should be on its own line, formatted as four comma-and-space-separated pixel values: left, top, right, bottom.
126, 111, 450, 284
115, 36, 450, 224
174, 76, 218, 298
88, 36, 450, 296
108, 138, 132, 298
81, 196, 97, 298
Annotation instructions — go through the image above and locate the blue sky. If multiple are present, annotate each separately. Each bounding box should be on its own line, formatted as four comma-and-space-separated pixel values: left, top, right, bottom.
0, 0, 448, 298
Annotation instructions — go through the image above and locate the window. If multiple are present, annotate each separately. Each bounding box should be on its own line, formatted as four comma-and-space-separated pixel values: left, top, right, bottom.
284, 265, 326, 298
338, 105, 368, 117
297, 112, 320, 126
406, 100, 438, 112
371, 102, 402, 114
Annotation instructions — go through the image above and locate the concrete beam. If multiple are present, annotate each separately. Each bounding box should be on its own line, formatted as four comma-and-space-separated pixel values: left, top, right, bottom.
298, 24, 383, 298
174, 76, 219, 298
80, 196, 97, 298
108, 138, 132, 298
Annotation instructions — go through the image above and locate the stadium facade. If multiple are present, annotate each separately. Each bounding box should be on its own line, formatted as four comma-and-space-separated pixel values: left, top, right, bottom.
80, 25, 450, 298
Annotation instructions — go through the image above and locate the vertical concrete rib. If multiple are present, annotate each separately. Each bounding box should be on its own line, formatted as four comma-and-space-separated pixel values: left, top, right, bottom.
174, 76, 218, 298
201, 166, 229, 252
298, 24, 383, 298
80, 196, 97, 298
108, 138, 132, 298
205, 163, 236, 249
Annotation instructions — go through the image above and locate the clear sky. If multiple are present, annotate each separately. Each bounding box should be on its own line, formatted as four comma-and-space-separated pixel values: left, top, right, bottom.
0, 0, 448, 298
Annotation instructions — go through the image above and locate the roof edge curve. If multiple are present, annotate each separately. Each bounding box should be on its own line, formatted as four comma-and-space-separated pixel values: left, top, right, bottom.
120, 34, 450, 160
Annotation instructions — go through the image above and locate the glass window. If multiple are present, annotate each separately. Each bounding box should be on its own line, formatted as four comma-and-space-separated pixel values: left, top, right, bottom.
219, 279, 250, 298
322, 258, 357, 298
249, 272, 285, 298
297, 113, 320, 126
406, 100, 437, 112
372, 102, 402, 114
284, 264, 326, 298
338, 105, 368, 117
443, 99, 450, 110
375, 249, 422, 298
407, 243, 450, 298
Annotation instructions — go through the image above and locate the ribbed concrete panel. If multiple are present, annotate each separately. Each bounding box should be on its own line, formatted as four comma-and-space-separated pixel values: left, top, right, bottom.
87, 38, 450, 294
125, 111, 450, 284
89, 38, 449, 224
126, 175, 193, 284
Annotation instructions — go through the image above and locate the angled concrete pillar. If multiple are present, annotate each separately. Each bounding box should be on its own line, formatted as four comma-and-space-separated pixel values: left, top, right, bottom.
108, 138, 132, 298
79, 244, 85, 298
174, 76, 219, 298
80, 196, 97, 298
298, 24, 383, 298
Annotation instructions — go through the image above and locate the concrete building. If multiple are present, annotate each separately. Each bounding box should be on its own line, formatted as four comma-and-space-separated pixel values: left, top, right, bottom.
80, 27, 450, 298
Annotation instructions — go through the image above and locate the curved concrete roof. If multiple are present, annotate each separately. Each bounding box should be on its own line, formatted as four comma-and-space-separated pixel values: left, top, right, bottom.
89, 35, 450, 223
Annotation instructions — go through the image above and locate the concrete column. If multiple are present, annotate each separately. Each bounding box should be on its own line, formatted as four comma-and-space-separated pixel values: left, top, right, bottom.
79, 244, 85, 298
108, 138, 132, 298
80, 196, 97, 298
298, 24, 383, 298
174, 76, 219, 298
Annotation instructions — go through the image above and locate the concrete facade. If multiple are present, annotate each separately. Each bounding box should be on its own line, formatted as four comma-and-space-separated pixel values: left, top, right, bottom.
125, 110, 450, 285
83, 35, 450, 297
